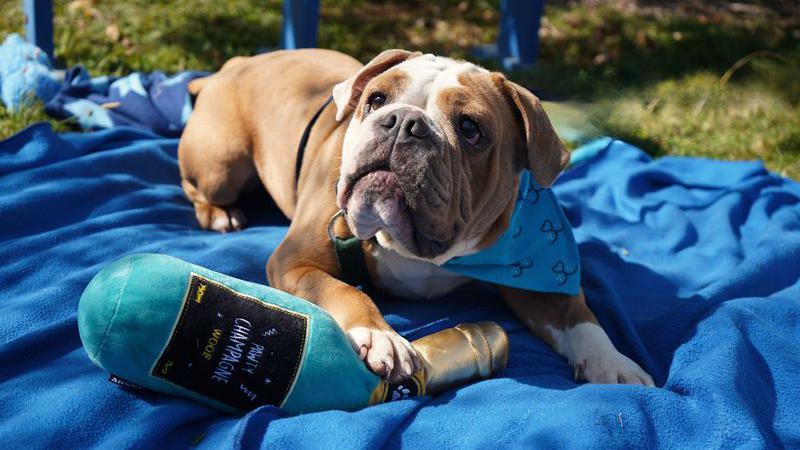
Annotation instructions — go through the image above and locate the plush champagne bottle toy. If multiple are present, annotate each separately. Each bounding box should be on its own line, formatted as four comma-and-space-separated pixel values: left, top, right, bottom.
78, 254, 508, 415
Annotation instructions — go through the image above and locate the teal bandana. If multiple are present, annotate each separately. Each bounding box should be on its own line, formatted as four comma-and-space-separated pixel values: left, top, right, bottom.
444, 170, 581, 296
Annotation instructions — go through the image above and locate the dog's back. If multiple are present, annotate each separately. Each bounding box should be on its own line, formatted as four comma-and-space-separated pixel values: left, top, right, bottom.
179, 49, 361, 225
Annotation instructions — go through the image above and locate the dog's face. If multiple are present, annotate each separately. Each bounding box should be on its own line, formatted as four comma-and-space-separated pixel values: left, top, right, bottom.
333, 50, 568, 264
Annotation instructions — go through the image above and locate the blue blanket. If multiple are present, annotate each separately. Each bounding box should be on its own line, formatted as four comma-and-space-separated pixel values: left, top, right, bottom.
44, 67, 206, 137
1, 123, 799, 448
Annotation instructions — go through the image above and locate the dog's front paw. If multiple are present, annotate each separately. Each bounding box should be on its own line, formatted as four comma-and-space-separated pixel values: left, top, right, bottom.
346, 327, 422, 381
574, 349, 655, 386
553, 322, 655, 386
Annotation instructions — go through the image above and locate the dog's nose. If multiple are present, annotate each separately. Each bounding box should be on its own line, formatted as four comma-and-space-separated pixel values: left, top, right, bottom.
381, 113, 397, 129
380, 109, 431, 141
404, 116, 430, 139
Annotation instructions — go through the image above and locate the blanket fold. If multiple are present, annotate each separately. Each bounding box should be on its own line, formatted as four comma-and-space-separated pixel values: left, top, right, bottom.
45, 67, 207, 136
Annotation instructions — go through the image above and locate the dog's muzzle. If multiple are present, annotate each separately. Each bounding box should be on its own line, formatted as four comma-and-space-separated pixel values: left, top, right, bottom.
341, 107, 456, 258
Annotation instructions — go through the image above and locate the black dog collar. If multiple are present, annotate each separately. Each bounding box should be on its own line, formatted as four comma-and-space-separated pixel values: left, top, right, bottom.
327, 210, 372, 289
294, 95, 334, 190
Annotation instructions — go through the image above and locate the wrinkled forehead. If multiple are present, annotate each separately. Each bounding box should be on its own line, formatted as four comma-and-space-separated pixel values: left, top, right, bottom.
383, 54, 490, 109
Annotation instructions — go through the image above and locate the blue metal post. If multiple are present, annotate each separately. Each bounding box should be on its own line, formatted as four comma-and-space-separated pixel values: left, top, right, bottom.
497, 0, 544, 70
281, 0, 320, 49
23, 0, 54, 60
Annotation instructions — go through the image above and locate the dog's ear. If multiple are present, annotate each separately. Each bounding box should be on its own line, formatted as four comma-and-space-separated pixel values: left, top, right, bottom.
332, 49, 421, 121
498, 76, 569, 187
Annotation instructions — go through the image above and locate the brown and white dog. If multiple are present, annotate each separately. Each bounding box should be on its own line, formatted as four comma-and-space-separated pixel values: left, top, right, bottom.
178, 49, 654, 386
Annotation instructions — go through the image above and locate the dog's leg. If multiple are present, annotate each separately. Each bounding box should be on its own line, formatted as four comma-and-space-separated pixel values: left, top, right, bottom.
267, 225, 422, 381
181, 179, 246, 232
178, 73, 258, 233
498, 286, 654, 386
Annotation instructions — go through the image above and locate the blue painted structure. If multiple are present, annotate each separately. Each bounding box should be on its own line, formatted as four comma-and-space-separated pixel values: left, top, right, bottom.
23, 0, 543, 68
23, 0, 54, 60
497, 0, 544, 69
281, 0, 321, 49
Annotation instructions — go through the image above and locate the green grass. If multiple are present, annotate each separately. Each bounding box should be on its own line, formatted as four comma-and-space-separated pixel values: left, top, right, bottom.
591, 73, 800, 177
0, 0, 284, 74
0, 0, 798, 178
0, 99, 71, 137
593, 71, 800, 174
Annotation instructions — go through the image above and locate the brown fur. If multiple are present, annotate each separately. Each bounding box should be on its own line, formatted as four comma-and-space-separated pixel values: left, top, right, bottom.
436, 71, 526, 250
495, 75, 570, 187
499, 286, 598, 349
353, 69, 411, 121
333, 49, 422, 121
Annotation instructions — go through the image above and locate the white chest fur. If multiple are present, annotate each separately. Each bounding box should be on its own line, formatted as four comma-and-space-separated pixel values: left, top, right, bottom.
369, 244, 471, 300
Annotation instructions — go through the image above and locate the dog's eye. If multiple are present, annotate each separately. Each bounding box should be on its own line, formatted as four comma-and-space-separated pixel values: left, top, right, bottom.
365, 92, 386, 115
458, 117, 482, 146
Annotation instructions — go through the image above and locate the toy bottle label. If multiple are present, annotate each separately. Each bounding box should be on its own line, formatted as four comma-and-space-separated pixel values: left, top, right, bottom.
152, 273, 308, 411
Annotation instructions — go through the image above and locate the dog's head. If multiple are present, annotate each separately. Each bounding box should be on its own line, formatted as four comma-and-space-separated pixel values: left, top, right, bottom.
333, 50, 568, 264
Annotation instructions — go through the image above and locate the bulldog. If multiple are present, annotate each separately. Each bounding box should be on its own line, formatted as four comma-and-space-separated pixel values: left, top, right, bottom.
178, 49, 654, 386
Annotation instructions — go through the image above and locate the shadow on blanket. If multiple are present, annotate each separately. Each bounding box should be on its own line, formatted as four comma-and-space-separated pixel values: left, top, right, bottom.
1, 123, 799, 449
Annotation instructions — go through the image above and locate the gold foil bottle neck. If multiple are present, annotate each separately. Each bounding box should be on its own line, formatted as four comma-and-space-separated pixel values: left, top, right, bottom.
413, 321, 509, 396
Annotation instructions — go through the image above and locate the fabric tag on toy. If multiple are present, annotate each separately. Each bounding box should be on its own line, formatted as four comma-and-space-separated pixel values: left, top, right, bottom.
151, 273, 309, 411
108, 373, 148, 393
